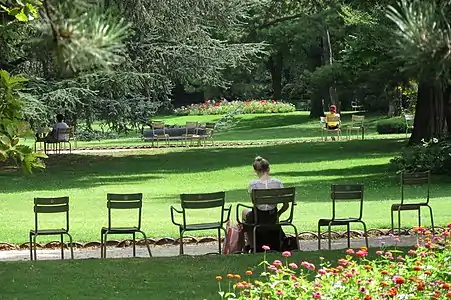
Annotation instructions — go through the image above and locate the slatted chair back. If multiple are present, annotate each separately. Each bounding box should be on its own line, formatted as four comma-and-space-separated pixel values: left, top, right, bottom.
251, 187, 296, 223
404, 114, 414, 127
34, 197, 70, 232
401, 171, 430, 204
185, 122, 199, 135
326, 115, 340, 124
55, 128, 71, 142
351, 115, 365, 126
205, 122, 216, 137
107, 193, 143, 229
330, 184, 364, 220
180, 192, 226, 227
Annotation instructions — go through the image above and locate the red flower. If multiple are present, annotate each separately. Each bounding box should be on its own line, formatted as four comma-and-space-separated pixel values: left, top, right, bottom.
392, 276, 406, 285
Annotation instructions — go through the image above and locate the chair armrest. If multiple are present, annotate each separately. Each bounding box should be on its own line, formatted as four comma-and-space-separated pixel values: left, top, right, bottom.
222, 205, 232, 224
170, 206, 183, 227
236, 203, 253, 224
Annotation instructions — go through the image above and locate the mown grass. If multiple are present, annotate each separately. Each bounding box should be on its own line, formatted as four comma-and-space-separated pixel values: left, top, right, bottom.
0, 248, 406, 300
22, 111, 406, 149
1, 138, 450, 244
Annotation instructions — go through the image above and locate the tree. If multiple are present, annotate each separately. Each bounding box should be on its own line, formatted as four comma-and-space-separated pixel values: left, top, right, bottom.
387, 0, 451, 144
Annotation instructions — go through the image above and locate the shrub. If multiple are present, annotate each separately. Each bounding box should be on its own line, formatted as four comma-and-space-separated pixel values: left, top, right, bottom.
216, 225, 451, 300
76, 129, 118, 141
390, 138, 451, 174
174, 99, 296, 116
376, 117, 407, 134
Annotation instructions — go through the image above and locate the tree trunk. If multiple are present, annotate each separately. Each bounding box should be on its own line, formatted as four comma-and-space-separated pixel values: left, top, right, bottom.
409, 80, 447, 144
309, 96, 325, 118
388, 86, 402, 117
443, 85, 451, 136
322, 27, 339, 109
268, 52, 283, 100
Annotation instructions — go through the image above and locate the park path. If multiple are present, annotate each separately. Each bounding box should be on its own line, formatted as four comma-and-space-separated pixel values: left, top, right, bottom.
0, 235, 417, 261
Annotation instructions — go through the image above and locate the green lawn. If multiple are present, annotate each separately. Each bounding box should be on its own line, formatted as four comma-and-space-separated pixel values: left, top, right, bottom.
0, 248, 403, 300
22, 111, 406, 149
1, 138, 450, 244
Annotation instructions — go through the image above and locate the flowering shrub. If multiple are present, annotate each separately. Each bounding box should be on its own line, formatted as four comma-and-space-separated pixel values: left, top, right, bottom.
216, 224, 451, 299
391, 138, 451, 174
174, 99, 296, 116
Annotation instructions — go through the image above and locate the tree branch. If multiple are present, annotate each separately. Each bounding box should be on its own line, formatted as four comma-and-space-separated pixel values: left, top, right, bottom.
42, 0, 58, 42
258, 13, 306, 29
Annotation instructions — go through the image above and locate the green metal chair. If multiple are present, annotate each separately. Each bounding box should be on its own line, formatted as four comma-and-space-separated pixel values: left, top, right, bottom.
237, 187, 299, 253
29, 197, 74, 260
170, 191, 231, 255
100, 193, 152, 258
318, 184, 368, 250
391, 171, 434, 236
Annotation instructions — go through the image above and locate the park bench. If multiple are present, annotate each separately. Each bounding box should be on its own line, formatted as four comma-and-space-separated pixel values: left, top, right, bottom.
142, 121, 210, 147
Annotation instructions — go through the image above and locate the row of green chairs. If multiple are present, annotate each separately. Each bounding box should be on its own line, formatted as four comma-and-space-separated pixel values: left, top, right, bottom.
318, 171, 434, 250
29, 171, 433, 259
29, 193, 152, 260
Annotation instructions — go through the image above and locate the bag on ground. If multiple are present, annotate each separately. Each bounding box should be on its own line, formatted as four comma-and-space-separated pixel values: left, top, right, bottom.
223, 221, 244, 254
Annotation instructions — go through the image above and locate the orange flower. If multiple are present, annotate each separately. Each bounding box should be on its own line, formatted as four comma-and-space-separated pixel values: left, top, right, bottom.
417, 281, 425, 291
245, 270, 253, 276
234, 274, 241, 280
443, 283, 451, 290
388, 287, 398, 297
227, 273, 234, 279
393, 276, 406, 285
446, 292, 451, 297
381, 270, 389, 275
425, 271, 432, 275
364, 296, 373, 300
413, 266, 422, 271
364, 265, 372, 270
360, 246, 368, 252
216, 276, 223, 281
380, 281, 389, 287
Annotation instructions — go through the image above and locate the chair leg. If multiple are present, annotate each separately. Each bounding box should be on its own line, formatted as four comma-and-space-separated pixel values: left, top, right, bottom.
317, 223, 321, 251
390, 209, 394, 235
328, 223, 332, 251
418, 207, 421, 228
29, 232, 33, 261
427, 205, 435, 235
60, 234, 64, 260
103, 232, 109, 258
33, 235, 38, 261
139, 230, 152, 257
290, 224, 300, 251
100, 230, 104, 258
346, 223, 351, 248
397, 209, 402, 236
360, 221, 369, 249
217, 228, 221, 254
66, 233, 74, 259
179, 229, 184, 255
132, 232, 136, 257
253, 226, 258, 253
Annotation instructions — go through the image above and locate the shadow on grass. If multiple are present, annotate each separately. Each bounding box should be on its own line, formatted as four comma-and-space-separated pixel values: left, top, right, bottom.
233, 113, 312, 130
0, 139, 404, 194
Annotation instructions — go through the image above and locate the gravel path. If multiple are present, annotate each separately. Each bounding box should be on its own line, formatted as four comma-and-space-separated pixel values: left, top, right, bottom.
0, 236, 417, 261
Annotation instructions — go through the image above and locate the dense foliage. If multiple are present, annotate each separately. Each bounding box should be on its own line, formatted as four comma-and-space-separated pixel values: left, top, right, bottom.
174, 99, 296, 116
376, 117, 407, 135
217, 226, 451, 299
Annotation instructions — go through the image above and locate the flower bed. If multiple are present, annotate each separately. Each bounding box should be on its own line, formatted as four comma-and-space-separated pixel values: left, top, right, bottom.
174, 99, 296, 116
216, 225, 451, 299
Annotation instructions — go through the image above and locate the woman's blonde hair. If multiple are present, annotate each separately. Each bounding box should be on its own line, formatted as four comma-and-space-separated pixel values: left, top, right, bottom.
253, 156, 270, 173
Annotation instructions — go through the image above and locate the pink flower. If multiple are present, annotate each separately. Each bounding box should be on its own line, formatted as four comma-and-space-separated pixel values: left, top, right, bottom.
262, 245, 270, 251
345, 272, 354, 278
293, 282, 300, 287
276, 290, 284, 295
267, 265, 277, 272
443, 231, 450, 237
301, 261, 310, 268
448, 223, 451, 229
356, 250, 368, 257
346, 249, 355, 255
289, 263, 298, 269
313, 291, 322, 299
282, 251, 292, 257
425, 243, 431, 248
307, 263, 316, 271
376, 250, 383, 255
318, 269, 327, 275
408, 249, 416, 255
273, 260, 282, 267
338, 259, 350, 266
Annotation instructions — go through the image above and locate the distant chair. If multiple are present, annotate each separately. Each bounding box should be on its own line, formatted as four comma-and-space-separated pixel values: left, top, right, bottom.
318, 184, 368, 250
34, 127, 50, 152
391, 171, 434, 236
346, 115, 365, 140
151, 121, 169, 147
200, 122, 216, 146
183, 121, 201, 147
29, 197, 74, 260
43, 127, 75, 154
100, 193, 152, 258
404, 114, 414, 137
170, 192, 231, 255
320, 116, 341, 141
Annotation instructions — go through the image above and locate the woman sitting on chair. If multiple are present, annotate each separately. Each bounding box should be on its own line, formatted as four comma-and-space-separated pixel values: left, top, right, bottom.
325, 105, 340, 130
242, 156, 289, 252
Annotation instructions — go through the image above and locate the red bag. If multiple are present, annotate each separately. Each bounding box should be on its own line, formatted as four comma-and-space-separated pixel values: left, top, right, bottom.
223, 221, 244, 254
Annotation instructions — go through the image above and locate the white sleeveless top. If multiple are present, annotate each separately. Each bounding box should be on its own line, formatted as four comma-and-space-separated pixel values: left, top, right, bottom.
248, 178, 284, 211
